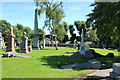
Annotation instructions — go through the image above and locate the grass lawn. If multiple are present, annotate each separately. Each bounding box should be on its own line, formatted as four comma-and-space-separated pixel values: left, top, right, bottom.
1, 47, 120, 78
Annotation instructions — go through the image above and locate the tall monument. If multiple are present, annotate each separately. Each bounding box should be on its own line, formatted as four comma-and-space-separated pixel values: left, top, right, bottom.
6, 27, 15, 52
19, 32, 29, 53
79, 29, 85, 55
32, 8, 40, 50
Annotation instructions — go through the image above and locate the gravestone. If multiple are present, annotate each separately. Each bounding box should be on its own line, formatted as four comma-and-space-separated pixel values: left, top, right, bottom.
110, 63, 120, 80
73, 39, 77, 49
79, 29, 85, 55
88, 59, 101, 69
19, 32, 29, 53
69, 29, 86, 59
3, 27, 17, 57
0, 32, 3, 49
6, 27, 15, 52
32, 8, 40, 50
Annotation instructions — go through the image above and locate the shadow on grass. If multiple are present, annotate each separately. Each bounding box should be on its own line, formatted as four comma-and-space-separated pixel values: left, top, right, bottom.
38, 54, 120, 70
97, 56, 120, 67
37, 55, 89, 70
41, 47, 56, 51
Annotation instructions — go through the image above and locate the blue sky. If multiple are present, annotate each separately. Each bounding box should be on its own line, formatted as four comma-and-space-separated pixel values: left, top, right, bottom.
1, 2, 94, 36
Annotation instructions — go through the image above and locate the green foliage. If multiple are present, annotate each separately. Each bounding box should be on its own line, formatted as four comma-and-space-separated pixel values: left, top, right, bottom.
13, 26, 22, 45
0, 20, 11, 42
16, 24, 23, 31
55, 23, 66, 42
87, 2, 120, 47
89, 28, 99, 45
38, 28, 45, 41
69, 24, 76, 43
23, 27, 33, 39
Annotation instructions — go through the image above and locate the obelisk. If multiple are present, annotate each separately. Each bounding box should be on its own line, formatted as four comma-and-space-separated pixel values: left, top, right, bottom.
32, 8, 40, 50
79, 29, 85, 55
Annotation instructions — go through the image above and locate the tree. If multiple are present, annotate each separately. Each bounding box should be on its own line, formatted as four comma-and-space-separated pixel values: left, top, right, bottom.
35, 0, 64, 50
38, 28, 45, 41
89, 28, 99, 46
87, 2, 120, 48
55, 23, 66, 42
16, 24, 23, 31
13, 26, 22, 45
62, 21, 69, 43
69, 24, 76, 44
23, 27, 32, 39
0, 20, 11, 42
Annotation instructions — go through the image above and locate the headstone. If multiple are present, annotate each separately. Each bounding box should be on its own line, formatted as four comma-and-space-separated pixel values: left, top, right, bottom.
32, 8, 40, 50
61, 63, 91, 69
19, 32, 29, 53
28, 42, 32, 52
79, 29, 86, 55
73, 39, 77, 49
0, 32, 3, 49
110, 63, 120, 80
88, 59, 101, 69
6, 27, 15, 52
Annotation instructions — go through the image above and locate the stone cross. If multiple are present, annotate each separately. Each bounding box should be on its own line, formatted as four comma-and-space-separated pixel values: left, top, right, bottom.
19, 32, 29, 53
79, 29, 85, 55
32, 8, 40, 50
6, 27, 15, 52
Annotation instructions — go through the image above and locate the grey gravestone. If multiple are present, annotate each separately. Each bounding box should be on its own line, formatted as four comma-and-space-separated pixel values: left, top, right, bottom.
110, 63, 120, 80
3, 52, 17, 57
88, 59, 101, 69
73, 39, 77, 49
0, 32, 3, 49
61, 63, 91, 69
70, 29, 86, 59
19, 32, 29, 53
32, 8, 40, 50
79, 29, 86, 55
113, 63, 120, 75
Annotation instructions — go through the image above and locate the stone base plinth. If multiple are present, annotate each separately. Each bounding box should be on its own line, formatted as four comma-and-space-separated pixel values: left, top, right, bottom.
6, 48, 15, 52
32, 47, 40, 50
113, 63, 120, 75
19, 49, 29, 53
3, 52, 17, 57
110, 71, 120, 80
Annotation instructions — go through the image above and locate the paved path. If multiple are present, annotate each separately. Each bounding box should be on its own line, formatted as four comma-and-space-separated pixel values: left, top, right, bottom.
87, 68, 113, 78
15, 55, 32, 58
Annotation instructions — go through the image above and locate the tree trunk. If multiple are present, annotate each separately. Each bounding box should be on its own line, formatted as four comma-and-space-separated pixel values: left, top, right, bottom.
51, 33, 54, 47
54, 27, 58, 50
43, 28, 45, 48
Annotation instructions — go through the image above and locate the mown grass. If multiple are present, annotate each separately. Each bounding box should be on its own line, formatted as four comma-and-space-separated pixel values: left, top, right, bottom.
1, 47, 120, 78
